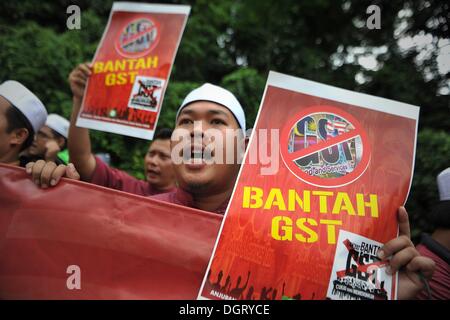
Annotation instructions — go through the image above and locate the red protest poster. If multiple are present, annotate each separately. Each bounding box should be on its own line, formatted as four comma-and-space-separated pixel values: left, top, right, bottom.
0, 164, 221, 299
198, 71, 419, 300
77, 2, 190, 140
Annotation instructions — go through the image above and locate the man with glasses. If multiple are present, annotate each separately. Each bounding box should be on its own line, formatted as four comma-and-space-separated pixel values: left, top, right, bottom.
21, 114, 70, 165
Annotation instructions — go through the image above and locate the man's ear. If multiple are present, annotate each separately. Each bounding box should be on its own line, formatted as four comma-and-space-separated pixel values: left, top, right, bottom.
56, 136, 66, 149
244, 128, 252, 151
10, 128, 29, 147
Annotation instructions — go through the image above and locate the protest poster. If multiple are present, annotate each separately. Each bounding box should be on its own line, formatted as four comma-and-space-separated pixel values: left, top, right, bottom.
76, 2, 190, 140
0, 164, 221, 299
198, 71, 419, 300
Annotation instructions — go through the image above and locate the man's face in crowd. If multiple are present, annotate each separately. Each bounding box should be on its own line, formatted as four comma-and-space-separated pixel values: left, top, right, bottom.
172, 101, 244, 196
28, 125, 63, 156
144, 139, 176, 190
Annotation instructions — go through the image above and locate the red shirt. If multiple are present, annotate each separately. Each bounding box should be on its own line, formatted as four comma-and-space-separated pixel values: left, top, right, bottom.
90, 156, 171, 196
151, 188, 229, 215
416, 234, 450, 300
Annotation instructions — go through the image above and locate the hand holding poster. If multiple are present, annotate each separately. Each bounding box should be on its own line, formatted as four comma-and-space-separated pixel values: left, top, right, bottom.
77, 2, 190, 139
198, 71, 420, 300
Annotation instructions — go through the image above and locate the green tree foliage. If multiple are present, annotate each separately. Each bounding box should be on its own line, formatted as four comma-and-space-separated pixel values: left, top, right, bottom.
0, 0, 448, 238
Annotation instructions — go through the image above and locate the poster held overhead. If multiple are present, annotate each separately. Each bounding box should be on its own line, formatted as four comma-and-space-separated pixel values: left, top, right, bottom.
76, 2, 190, 140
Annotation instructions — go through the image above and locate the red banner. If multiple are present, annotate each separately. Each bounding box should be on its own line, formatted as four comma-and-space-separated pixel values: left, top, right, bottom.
77, 2, 190, 139
0, 164, 221, 299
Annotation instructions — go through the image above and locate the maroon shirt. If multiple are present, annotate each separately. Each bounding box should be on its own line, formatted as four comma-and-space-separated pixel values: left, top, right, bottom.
416, 234, 450, 300
151, 188, 229, 215
90, 156, 171, 196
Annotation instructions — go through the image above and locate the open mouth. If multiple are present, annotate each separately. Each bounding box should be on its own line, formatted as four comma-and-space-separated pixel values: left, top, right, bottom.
185, 144, 214, 162
179, 143, 215, 169
146, 168, 160, 179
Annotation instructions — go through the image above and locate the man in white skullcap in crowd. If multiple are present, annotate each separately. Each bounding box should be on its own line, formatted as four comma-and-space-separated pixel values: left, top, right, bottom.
22, 113, 70, 165
150, 82, 247, 214
29, 64, 247, 213
0, 80, 47, 167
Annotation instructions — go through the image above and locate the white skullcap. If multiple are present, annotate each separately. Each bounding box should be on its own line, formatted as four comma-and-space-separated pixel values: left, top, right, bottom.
46, 114, 70, 139
0, 80, 47, 133
437, 168, 450, 201
176, 83, 246, 132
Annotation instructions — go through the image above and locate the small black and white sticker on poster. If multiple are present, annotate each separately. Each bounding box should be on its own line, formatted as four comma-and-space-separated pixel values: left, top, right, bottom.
128, 76, 165, 111
327, 230, 396, 300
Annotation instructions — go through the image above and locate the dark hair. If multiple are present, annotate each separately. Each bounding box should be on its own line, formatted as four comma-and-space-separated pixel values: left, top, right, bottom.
153, 127, 173, 141
430, 201, 450, 229
5, 104, 34, 151
50, 129, 67, 150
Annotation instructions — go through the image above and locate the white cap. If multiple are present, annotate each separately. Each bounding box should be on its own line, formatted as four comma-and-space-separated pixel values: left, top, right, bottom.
176, 83, 246, 132
0, 80, 47, 133
437, 167, 450, 201
46, 114, 70, 138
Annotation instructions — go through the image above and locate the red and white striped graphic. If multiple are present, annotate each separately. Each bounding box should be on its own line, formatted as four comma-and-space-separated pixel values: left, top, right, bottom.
326, 119, 349, 134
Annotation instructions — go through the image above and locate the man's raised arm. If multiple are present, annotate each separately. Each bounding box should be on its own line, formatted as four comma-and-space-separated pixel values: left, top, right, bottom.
67, 63, 96, 181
